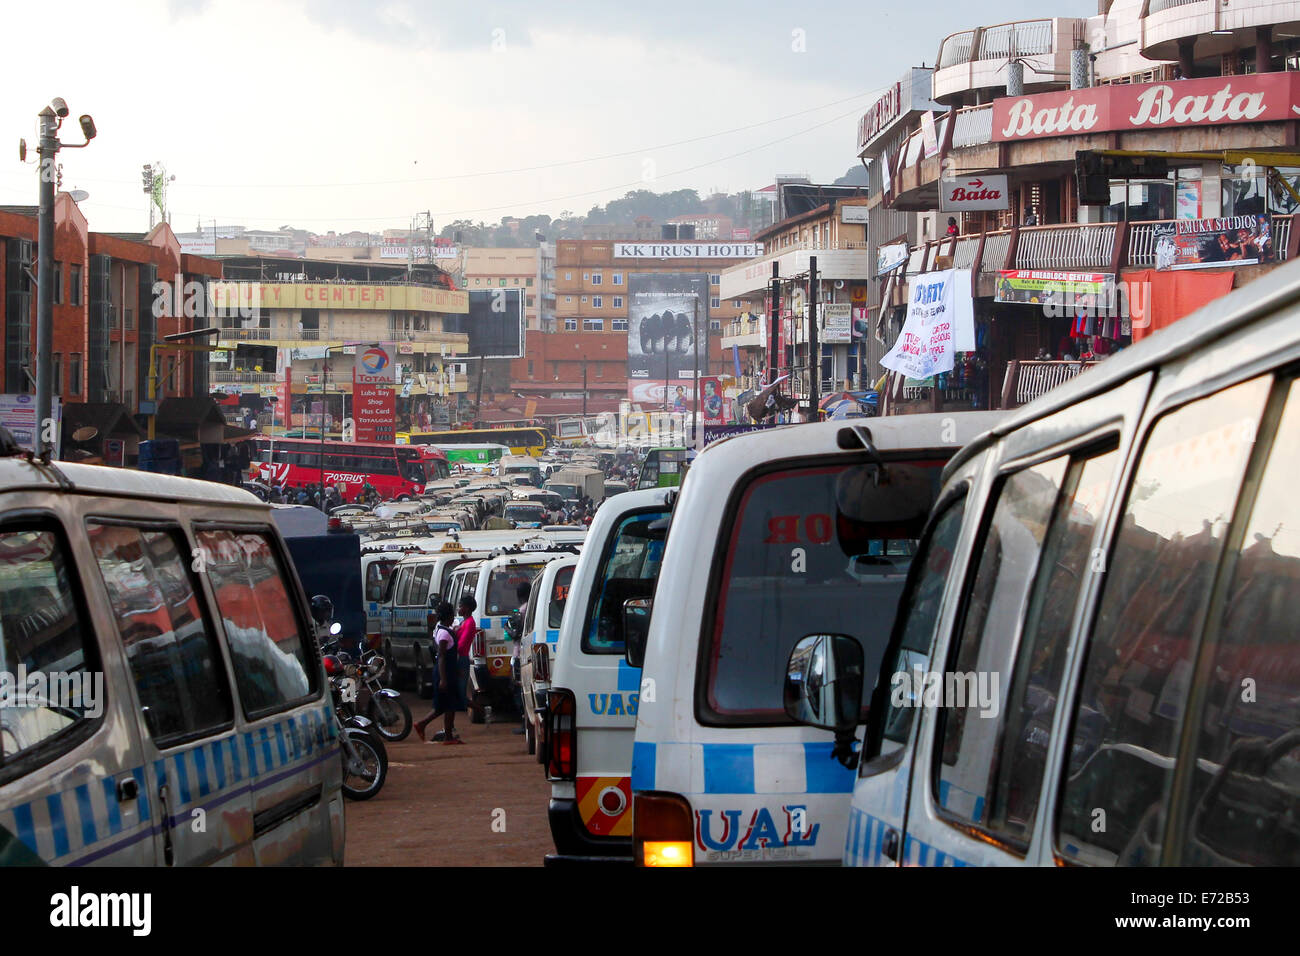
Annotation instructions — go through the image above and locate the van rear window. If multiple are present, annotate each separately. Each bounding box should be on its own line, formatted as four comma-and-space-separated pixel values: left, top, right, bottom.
701, 460, 943, 724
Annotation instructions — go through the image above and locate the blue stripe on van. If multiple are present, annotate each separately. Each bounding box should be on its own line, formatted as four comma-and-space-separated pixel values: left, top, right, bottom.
74, 784, 97, 847
702, 744, 755, 795
132, 767, 149, 821
275, 724, 289, 766
545, 629, 559, 644
12, 802, 36, 854
210, 741, 226, 791
616, 659, 640, 692
631, 741, 656, 792
802, 742, 856, 793
192, 746, 211, 798
172, 753, 192, 806
46, 794, 70, 857
101, 778, 122, 836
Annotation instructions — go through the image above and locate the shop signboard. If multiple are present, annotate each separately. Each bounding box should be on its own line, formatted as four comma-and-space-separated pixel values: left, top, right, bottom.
821, 303, 852, 343
1152, 215, 1274, 270
939, 175, 1009, 212
996, 269, 1117, 307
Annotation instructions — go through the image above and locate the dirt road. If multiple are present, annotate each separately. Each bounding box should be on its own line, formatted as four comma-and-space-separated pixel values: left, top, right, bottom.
343, 692, 552, 866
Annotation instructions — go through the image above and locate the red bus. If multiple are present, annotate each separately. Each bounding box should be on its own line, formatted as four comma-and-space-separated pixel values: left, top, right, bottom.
245, 437, 450, 499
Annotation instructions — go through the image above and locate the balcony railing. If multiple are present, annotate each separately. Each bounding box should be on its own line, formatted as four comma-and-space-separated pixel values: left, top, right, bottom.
938, 29, 976, 68
1015, 223, 1116, 270
1001, 360, 1096, 408
979, 231, 1012, 274
951, 105, 994, 149
218, 327, 272, 340
1148, 0, 1203, 12
211, 371, 277, 384
977, 19, 1054, 60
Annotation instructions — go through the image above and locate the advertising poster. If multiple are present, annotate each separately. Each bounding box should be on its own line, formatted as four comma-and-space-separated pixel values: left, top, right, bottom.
352, 384, 395, 443
699, 376, 726, 425
627, 273, 708, 380
996, 269, 1116, 307
0, 394, 59, 456
1175, 180, 1202, 219
1153, 215, 1273, 270
628, 379, 696, 408
821, 304, 852, 343
880, 270, 974, 380
353, 343, 396, 384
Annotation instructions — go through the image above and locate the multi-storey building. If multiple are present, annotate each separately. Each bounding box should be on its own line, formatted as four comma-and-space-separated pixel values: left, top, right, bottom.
0, 195, 222, 461
208, 255, 469, 434
719, 185, 870, 403
859, 0, 1300, 415
510, 236, 758, 414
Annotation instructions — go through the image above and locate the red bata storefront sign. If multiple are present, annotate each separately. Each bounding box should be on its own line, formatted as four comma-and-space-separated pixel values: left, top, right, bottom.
993, 73, 1300, 142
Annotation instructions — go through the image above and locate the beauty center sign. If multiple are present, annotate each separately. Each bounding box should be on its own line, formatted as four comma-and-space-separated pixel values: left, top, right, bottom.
993, 73, 1300, 142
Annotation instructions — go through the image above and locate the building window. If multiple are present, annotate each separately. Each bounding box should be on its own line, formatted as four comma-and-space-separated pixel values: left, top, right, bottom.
733, 299, 742, 307
70, 264, 82, 306
499, 278, 507, 287
613, 296, 623, 308
709, 274, 720, 285
53, 353, 61, 393
595, 362, 603, 378
527, 359, 534, 378
581, 295, 587, 302
711, 296, 721, 309
565, 272, 572, 281
526, 278, 534, 286
565, 296, 573, 303
613, 273, 623, 285
592, 273, 602, 285
583, 318, 604, 331
592, 296, 603, 308
583, 273, 589, 281
711, 320, 722, 332
126, 308, 135, 330
613, 318, 628, 332
53, 263, 62, 305
564, 318, 578, 331
474, 278, 481, 285
526, 296, 535, 307
70, 354, 81, 394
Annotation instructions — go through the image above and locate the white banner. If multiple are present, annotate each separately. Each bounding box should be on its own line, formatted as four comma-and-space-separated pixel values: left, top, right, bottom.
880, 270, 974, 379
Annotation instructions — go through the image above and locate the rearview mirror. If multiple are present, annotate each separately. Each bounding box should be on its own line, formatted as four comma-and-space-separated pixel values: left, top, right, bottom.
624, 598, 652, 667
784, 633, 865, 733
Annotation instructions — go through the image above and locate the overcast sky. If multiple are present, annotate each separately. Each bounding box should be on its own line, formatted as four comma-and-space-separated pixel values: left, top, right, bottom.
0, 0, 1095, 234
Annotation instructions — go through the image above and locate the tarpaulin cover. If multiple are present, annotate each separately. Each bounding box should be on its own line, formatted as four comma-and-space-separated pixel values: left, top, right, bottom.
1124, 268, 1236, 343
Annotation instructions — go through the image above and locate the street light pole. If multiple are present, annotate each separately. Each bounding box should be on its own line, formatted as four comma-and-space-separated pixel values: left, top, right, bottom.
34, 107, 57, 457
692, 298, 699, 448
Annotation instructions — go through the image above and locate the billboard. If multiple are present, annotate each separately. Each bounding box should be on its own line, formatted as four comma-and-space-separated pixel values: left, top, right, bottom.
627, 273, 708, 380
354, 343, 397, 384
996, 269, 1116, 306
465, 288, 525, 359
628, 379, 698, 408
1152, 215, 1273, 270
0, 394, 59, 456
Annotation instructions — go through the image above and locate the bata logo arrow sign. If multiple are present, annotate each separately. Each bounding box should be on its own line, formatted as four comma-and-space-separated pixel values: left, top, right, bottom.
940, 175, 1009, 212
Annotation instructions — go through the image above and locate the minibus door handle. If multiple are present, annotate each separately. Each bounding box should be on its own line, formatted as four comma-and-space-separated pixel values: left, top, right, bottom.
882, 827, 900, 862
115, 776, 139, 802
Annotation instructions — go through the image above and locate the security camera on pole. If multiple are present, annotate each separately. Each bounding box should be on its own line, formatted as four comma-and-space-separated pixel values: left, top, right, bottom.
29, 98, 96, 460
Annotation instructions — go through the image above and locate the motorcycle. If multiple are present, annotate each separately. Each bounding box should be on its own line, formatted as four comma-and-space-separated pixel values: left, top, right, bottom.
313, 596, 389, 801
347, 645, 412, 742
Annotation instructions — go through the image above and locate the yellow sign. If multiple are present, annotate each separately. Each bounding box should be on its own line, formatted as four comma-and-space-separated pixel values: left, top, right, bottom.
211, 282, 468, 314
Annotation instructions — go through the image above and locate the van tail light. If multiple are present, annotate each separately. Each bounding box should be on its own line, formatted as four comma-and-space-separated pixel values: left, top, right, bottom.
546, 688, 576, 780
533, 644, 550, 682
634, 792, 695, 867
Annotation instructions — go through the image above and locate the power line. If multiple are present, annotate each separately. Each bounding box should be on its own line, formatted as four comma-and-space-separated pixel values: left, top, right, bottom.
80, 102, 869, 226
1, 87, 884, 193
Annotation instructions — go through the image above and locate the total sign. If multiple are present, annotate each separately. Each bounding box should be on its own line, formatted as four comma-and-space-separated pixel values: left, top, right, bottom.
939, 175, 1008, 212
354, 343, 396, 385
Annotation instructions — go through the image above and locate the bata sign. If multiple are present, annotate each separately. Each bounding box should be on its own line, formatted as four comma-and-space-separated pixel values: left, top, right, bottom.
939, 175, 1009, 212
613, 243, 762, 258
993, 73, 1300, 141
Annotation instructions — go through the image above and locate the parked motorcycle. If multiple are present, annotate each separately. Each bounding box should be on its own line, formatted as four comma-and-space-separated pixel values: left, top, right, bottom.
351, 647, 412, 742
313, 596, 389, 800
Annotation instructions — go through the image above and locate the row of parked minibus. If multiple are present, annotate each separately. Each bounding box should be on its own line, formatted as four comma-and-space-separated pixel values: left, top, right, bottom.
0, 262, 1296, 866
533, 259, 1300, 867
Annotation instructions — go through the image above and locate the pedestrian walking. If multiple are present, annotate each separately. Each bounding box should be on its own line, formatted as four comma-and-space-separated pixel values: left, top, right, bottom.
413, 600, 463, 743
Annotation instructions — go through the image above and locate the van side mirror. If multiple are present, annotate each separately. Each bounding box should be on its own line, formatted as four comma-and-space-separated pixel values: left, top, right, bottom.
624, 598, 652, 667
784, 634, 865, 769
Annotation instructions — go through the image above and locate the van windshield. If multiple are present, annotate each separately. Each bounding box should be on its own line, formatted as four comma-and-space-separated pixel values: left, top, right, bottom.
701, 459, 944, 723
486, 563, 547, 615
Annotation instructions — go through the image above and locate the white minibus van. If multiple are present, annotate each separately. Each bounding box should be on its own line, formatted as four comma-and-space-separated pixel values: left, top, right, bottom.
787, 259, 1300, 868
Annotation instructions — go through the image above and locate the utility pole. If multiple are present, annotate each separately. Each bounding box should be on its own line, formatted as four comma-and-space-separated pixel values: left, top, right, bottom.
808, 255, 819, 420
769, 263, 780, 384
582, 360, 588, 419
691, 298, 699, 447
35, 107, 57, 457
31, 99, 96, 458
